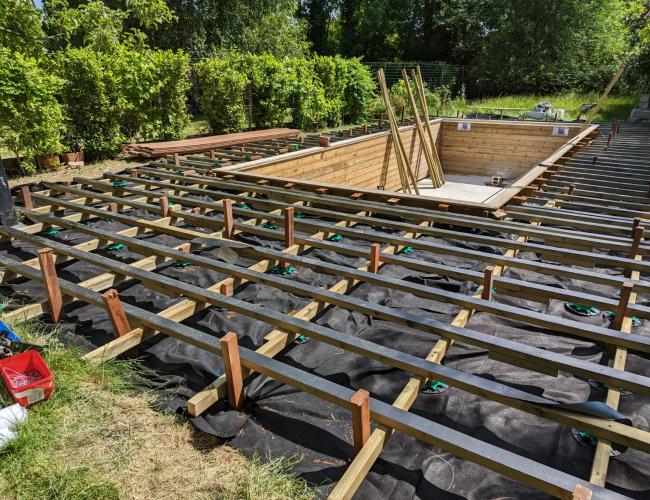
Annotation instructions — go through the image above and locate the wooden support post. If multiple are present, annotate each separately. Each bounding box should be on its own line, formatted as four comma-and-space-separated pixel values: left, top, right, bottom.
183, 169, 196, 177
481, 266, 495, 301
283, 207, 294, 248
437, 203, 449, 212
160, 196, 170, 218
369, 243, 380, 274
130, 170, 138, 178
568, 184, 576, 196
37, 248, 63, 322
210, 150, 216, 160
573, 484, 592, 500
632, 218, 641, 234
592, 156, 598, 164
350, 192, 364, 200
350, 389, 370, 455
283, 182, 296, 190
630, 225, 644, 259
174, 153, 180, 166
612, 282, 634, 331
219, 332, 244, 410
101, 289, 132, 337
222, 198, 234, 239
220, 280, 234, 297
108, 202, 118, 213
20, 186, 33, 209
606, 134, 612, 149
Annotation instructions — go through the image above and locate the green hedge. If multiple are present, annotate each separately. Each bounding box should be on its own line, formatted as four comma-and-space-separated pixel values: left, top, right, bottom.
195, 53, 376, 133
56, 46, 190, 160
0, 48, 64, 174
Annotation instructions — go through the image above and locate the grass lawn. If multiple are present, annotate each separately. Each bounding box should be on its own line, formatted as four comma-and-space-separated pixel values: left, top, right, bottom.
459, 93, 636, 122
0, 320, 315, 499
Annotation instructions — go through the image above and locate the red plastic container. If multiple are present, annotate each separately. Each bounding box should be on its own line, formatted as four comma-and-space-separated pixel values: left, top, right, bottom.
0, 350, 54, 407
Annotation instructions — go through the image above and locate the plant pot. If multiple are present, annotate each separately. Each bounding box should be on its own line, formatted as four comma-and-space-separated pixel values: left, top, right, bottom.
60, 151, 84, 163
37, 155, 61, 170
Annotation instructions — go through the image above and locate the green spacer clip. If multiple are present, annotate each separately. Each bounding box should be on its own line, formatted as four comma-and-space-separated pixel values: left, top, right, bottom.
327, 233, 344, 242
105, 243, 125, 252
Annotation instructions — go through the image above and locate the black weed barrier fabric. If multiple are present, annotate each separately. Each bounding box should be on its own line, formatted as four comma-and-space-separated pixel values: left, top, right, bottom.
2, 212, 650, 498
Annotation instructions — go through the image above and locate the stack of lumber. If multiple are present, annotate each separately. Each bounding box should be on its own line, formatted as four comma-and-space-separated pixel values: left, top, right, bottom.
123, 128, 300, 157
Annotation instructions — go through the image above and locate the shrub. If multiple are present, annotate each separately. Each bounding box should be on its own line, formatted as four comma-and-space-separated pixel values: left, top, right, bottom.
287, 57, 328, 129
56, 45, 191, 160
115, 46, 190, 141
312, 55, 345, 126
196, 52, 376, 132
194, 58, 248, 133
242, 53, 295, 129
339, 57, 376, 123
56, 46, 124, 160
0, 48, 64, 173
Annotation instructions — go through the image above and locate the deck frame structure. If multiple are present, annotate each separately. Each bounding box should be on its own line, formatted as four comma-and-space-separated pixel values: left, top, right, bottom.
2, 122, 649, 499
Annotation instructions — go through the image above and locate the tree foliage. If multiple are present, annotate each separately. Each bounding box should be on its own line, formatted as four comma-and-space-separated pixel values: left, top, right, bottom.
0, 0, 45, 57
0, 49, 64, 172
146, 0, 310, 58
56, 45, 190, 160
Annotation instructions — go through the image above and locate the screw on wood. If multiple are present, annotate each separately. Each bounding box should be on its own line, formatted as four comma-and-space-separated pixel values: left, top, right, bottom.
220, 332, 244, 410
101, 289, 132, 337
350, 388, 370, 455
222, 198, 234, 239
37, 248, 63, 323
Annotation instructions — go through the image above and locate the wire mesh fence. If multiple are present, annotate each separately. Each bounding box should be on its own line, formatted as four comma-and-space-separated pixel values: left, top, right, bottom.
365, 61, 464, 91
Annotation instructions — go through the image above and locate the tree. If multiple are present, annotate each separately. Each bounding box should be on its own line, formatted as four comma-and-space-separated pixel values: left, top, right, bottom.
0, 49, 64, 172
146, 0, 310, 59
0, 0, 45, 57
466, 0, 630, 95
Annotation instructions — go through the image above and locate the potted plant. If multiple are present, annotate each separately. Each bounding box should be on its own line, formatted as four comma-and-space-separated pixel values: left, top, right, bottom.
60, 140, 84, 164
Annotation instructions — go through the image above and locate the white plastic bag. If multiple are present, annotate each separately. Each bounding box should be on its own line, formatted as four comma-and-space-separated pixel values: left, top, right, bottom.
0, 404, 27, 448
